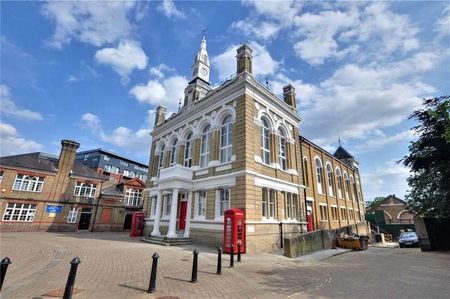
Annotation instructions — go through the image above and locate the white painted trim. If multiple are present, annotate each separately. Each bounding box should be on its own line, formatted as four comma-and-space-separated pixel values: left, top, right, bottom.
306, 197, 315, 202
318, 203, 327, 206
195, 169, 208, 176
215, 163, 232, 172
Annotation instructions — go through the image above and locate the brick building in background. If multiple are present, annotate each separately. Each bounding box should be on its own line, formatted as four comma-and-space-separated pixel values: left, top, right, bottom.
143, 35, 367, 253
0, 140, 146, 232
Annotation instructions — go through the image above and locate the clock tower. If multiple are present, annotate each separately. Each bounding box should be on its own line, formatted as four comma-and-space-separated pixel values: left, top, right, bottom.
183, 33, 212, 107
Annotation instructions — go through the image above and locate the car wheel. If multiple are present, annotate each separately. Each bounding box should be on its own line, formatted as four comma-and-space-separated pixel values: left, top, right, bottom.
399, 244, 404, 248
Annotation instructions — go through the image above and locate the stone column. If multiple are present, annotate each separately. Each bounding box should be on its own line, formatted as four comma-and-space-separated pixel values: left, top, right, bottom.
183, 191, 193, 238
167, 188, 179, 238
151, 190, 163, 236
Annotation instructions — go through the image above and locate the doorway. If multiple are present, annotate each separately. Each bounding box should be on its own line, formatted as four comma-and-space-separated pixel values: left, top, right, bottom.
178, 201, 187, 230
123, 213, 133, 230
78, 208, 92, 230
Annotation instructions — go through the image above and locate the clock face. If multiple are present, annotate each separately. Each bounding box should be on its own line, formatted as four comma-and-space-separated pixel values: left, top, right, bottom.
201, 68, 208, 76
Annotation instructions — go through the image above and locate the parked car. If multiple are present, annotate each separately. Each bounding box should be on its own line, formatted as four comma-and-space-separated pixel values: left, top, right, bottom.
398, 232, 419, 248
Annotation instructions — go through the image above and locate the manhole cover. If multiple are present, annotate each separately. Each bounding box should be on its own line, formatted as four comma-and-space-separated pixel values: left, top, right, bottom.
41, 288, 83, 297
256, 270, 275, 275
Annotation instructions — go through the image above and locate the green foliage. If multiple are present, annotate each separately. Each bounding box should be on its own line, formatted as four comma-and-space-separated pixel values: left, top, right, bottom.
368, 196, 385, 209
401, 96, 450, 217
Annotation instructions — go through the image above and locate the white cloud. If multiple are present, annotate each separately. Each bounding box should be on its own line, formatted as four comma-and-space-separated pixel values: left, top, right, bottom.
0, 123, 43, 156
94, 40, 148, 82
435, 4, 450, 36
362, 161, 410, 200
232, 19, 282, 40
354, 130, 415, 152
299, 52, 438, 146
41, 1, 138, 48
157, 0, 185, 19
149, 64, 176, 79
80, 112, 151, 152
129, 75, 188, 112
0, 85, 43, 121
211, 41, 279, 80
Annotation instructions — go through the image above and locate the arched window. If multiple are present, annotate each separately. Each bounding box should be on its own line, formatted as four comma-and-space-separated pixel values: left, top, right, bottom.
303, 158, 309, 187
220, 115, 233, 163
184, 133, 193, 167
200, 125, 210, 168
315, 158, 324, 194
260, 117, 271, 165
170, 138, 178, 166
326, 163, 334, 196
157, 144, 165, 177
343, 172, 350, 200
350, 175, 356, 202
336, 168, 343, 198
355, 175, 362, 203
278, 129, 287, 170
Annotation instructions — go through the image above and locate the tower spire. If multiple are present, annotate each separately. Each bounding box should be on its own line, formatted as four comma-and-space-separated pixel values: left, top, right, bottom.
191, 30, 210, 83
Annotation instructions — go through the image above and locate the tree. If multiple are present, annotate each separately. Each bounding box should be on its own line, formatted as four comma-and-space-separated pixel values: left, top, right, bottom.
367, 196, 385, 209
401, 95, 450, 218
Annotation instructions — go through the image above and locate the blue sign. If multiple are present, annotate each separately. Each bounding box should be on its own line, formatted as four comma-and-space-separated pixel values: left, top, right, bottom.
46, 205, 63, 213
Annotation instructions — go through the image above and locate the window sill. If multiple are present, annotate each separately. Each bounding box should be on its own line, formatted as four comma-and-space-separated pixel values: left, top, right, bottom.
261, 218, 278, 223
193, 216, 206, 221
12, 189, 42, 193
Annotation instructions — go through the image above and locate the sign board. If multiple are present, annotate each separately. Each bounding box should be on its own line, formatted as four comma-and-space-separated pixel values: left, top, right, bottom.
46, 205, 63, 214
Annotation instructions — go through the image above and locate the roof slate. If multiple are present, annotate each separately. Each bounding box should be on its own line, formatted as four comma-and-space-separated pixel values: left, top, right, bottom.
0, 152, 106, 180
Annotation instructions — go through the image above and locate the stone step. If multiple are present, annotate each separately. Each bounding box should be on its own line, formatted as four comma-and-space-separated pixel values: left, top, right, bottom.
140, 237, 192, 246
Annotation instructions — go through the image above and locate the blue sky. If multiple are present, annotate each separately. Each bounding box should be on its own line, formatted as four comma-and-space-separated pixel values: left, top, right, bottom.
1, 1, 449, 201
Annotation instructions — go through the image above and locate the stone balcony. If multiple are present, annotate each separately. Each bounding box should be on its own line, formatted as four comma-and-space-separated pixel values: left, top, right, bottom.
158, 164, 194, 190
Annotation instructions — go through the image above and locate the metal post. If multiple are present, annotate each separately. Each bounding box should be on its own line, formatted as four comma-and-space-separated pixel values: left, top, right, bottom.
230, 244, 234, 268
0, 257, 12, 291
147, 253, 159, 293
237, 241, 241, 262
191, 250, 199, 283
216, 247, 222, 275
63, 257, 81, 299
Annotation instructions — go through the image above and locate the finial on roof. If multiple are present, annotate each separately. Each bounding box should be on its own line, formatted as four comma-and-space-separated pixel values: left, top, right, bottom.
202, 26, 207, 39
178, 98, 181, 111
265, 76, 269, 89
338, 139, 341, 147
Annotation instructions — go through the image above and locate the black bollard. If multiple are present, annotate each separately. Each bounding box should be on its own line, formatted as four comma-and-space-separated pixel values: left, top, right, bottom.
237, 241, 242, 263
147, 253, 159, 293
191, 249, 199, 283
230, 244, 234, 268
216, 247, 222, 275
0, 257, 12, 291
63, 257, 81, 299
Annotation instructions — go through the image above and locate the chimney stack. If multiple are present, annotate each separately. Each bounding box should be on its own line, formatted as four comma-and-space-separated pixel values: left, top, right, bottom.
236, 44, 253, 75
154, 105, 167, 128
283, 84, 297, 109
51, 140, 80, 200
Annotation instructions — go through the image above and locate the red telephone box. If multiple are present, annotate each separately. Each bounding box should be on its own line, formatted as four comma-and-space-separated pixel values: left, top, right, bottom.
130, 211, 145, 237
223, 208, 245, 254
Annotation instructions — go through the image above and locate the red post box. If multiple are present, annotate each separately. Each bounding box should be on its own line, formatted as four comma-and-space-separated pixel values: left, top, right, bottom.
223, 208, 245, 254
130, 211, 145, 237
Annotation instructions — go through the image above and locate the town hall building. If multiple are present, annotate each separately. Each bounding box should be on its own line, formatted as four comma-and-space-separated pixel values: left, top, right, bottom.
143, 35, 366, 253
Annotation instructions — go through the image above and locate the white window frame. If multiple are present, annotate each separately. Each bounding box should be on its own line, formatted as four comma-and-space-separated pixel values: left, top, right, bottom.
220, 116, 233, 163
170, 139, 178, 166
315, 158, 324, 194
73, 182, 97, 197
326, 162, 334, 197
2, 203, 37, 222
162, 194, 172, 218
124, 188, 142, 206
278, 129, 287, 170
336, 168, 343, 199
341, 207, 347, 220
67, 207, 78, 223
195, 190, 207, 219
157, 145, 165, 177
149, 196, 157, 218
0, 171, 3, 182
319, 203, 328, 221
12, 174, 45, 193
215, 188, 230, 219
200, 125, 210, 168
260, 117, 271, 165
184, 133, 193, 167
103, 155, 110, 161
285, 193, 298, 221
343, 172, 350, 200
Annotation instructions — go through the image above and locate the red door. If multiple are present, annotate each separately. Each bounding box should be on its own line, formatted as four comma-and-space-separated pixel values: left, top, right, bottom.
179, 201, 187, 230
307, 212, 313, 232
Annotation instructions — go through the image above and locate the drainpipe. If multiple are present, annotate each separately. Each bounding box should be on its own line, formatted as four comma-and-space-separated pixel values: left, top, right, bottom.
299, 136, 307, 233
91, 180, 104, 232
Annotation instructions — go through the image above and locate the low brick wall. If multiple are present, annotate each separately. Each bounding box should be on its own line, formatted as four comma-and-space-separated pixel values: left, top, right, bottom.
284, 221, 369, 258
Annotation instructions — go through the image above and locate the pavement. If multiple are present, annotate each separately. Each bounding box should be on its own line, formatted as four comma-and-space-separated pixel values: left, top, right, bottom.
1, 232, 449, 299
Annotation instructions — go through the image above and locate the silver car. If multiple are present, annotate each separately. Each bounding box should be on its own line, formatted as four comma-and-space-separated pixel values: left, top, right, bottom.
398, 232, 419, 248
